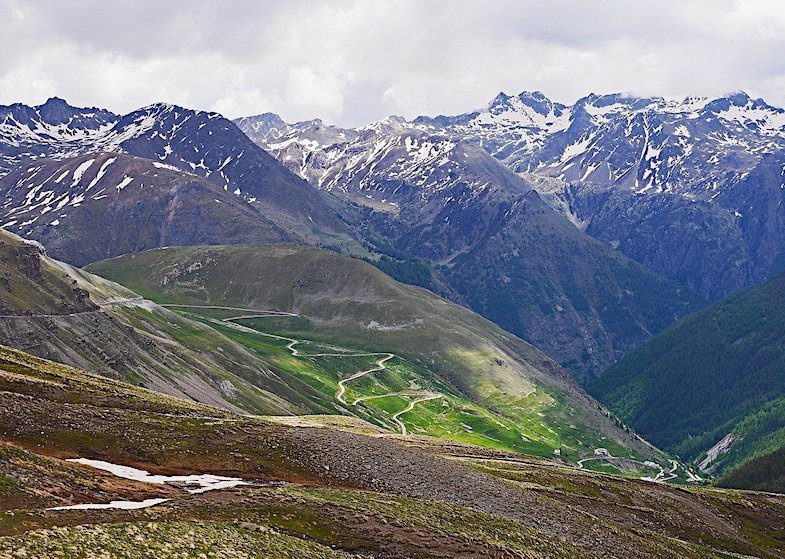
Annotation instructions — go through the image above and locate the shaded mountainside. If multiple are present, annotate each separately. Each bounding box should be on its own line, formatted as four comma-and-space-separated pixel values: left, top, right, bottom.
414, 90, 785, 301
0, 152, 289, 266
0, 98, 360, 254
110, 103, 356, 248
719, 445, 785, 494
1, 344, 784, 558
589, 271, 785, 481
236, 115, 703, 379
87, 244, 667, 463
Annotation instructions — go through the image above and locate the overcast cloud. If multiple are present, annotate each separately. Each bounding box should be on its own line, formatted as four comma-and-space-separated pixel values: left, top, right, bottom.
1, 0, 784, 126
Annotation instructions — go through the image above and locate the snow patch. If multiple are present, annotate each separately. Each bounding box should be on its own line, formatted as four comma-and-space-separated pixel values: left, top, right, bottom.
65, 458, 248, 494
50, 498, 168, 511
71, 158, 95, 186
115, 175, 133, 192
151, 161, 180, 172
86, 157, 116, 191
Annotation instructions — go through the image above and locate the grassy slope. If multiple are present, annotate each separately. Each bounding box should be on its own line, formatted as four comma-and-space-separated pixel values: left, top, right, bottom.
182, 309, 574, 458
87, 244, 661, 465
589, 272, 785, 479
0, 228, 340, 416
1, 344, 784, 558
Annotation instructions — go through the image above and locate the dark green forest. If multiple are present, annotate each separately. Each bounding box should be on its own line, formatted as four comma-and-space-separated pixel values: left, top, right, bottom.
589, 272, 785, 476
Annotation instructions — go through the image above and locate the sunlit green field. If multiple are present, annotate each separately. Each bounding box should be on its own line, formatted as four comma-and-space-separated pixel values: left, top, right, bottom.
156, 307, 636, 464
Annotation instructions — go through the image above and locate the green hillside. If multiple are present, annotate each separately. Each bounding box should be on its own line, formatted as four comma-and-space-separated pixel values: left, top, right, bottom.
718, 444, 785, 493
88, 244, 667, 470
589, 272, 785, 479
0, 228, 330, 416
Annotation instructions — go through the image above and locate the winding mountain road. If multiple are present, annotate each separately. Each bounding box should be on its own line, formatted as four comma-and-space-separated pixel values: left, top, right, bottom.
576, 450, 682, 483
164, 304, 445, 435
335, 354, 395, 405
391, 394, 444, 435
0, 297, 149, 319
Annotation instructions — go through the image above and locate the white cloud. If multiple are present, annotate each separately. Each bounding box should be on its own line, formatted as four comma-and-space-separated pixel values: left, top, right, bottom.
1, 0, 784, 126
0, 56, 56, 102
284, 67, 350, 122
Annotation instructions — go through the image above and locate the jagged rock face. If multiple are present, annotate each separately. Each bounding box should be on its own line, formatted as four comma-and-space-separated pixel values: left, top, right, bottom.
0, 229, 97, 315
15, 240, 43, 279
0, 100, 354, 249
413, 91, 785, 300
236, 112, 702, 379
0, 97, 117, 176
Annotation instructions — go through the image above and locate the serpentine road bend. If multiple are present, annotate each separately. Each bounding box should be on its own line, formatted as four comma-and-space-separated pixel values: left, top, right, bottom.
391, 394, 445, 435
576, 450, 682, 483
335, 354, 395, 405
162, 304, 447, 435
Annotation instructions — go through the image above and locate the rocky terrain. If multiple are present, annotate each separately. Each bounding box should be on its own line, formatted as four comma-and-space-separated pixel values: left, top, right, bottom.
1, 344, 784, 558
412, 90, 785, 300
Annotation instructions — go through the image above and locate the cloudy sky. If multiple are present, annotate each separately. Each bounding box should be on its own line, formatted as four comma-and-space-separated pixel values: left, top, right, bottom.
2, 0, 784, 126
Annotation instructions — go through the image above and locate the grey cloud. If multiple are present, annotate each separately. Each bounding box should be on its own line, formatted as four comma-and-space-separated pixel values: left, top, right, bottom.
1, 0, 784, 126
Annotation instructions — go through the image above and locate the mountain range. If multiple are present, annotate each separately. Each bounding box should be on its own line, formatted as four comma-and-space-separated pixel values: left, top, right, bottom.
237, 109, 703, 379
240, 89, 785, 303
0, 98, 358, 264
2, 89, 785, 498
4, 91, 784, 381
0, 97, 702, 379
415, 90, 785, 300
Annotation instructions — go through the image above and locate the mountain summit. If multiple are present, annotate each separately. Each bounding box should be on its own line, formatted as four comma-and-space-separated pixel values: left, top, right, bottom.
0, 99, 359, 259
410, 90, 785, 300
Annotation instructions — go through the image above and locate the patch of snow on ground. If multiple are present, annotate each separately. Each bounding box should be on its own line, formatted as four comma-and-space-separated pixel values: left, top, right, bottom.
152, 161, 181, 171
86, 157, 117, 191
71, 158, 95, 186
48, 457, 250, 511
65, 458, 248, 494
115, 176, 133, 192
50, 498, 169, 511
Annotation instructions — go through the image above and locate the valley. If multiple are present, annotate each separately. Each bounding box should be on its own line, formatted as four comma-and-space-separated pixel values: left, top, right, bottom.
88, 245, 663, 468
3, 3, 785, 556
589, 271, 785, 488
